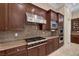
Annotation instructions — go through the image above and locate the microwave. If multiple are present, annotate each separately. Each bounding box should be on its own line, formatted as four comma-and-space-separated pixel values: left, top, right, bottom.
51, 20, 58, 29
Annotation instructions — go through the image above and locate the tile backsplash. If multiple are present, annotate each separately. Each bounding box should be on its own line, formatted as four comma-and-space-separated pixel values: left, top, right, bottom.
0, 24, 52, 43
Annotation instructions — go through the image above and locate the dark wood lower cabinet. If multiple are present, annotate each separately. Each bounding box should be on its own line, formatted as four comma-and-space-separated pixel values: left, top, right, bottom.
0, 37, 63, 56
6, 45, 27, 56
6, 50, 27, 56
0, 50, 6, 56
47, 39, 55, 54
54, 38, 59, 50
71, 35, 79, 44
38, 43, 47, 56
27, 43, 47, 56
47, 38, 59, 55
28, 46, 38, 56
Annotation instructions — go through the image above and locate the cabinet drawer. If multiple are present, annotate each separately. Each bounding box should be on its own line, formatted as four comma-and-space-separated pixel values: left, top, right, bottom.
28, 46, 38, 56
7, 50, 27, 56
0, 50, 6, 56
6, 45, 27, 55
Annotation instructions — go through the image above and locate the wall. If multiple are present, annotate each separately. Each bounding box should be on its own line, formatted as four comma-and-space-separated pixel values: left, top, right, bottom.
0, 24, 51, 43
72, 12, 79, 19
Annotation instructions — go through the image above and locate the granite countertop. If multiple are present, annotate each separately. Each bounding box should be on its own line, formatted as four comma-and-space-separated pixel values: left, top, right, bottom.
0, 36, 59, 51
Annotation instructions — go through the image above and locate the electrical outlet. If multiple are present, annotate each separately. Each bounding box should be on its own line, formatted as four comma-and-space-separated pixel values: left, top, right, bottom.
43, 32, 45, 34
15, 33, 18, 37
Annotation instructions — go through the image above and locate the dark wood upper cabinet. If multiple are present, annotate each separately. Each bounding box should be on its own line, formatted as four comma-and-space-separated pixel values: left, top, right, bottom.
25, 3, 46, 18
0, 3, 25, 31
8, 3, 25, 30
0, 4, 7, 31
45, 9, 58, 30
0, 3, 47, 31
57, 13, 64, 26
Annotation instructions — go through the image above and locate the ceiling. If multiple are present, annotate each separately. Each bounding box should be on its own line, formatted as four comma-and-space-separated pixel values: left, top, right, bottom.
49, 3, 79, 13
49, 3, 64, 10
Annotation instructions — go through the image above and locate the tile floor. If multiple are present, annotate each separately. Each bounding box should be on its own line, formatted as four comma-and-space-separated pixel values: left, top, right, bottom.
49, 43, 79, 56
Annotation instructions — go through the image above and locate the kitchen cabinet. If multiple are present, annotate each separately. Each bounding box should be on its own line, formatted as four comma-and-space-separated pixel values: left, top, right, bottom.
71, 35, 79, 44
25, 3, 47, 30
27, 42, 47, 56
5, 45, 27, 56
0, 4, 7, 31
27, 46, 39, 56
25, 3, 46, 18
8, 3, 25, 30
0, 37, 61, 56
0, 3, 47, 31
58, 13, 64, 23
47, 37, 59, 55
0, 3, 25, 31
71, 18, 79, 31
0, 50, 6, 56
47, 39, 55, 54
46, 9, 58, 30
54, 38, 59, 50
38, 43, 47, 56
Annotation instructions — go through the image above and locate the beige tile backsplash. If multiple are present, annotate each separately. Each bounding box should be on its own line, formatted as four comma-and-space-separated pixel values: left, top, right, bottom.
0, 24, 52, 43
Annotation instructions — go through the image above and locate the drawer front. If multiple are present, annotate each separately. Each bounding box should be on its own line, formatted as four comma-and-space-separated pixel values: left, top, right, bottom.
28, 46, 39, 56
0, 51, 6, 56
7, 50, 27, 56
38, 43, 47, 56
6, 45, 27, 55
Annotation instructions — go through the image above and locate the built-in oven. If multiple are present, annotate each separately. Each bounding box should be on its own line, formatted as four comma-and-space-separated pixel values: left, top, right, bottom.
59, 36, 64, 43
59, 26, 63, 34
59, 37, 63, 43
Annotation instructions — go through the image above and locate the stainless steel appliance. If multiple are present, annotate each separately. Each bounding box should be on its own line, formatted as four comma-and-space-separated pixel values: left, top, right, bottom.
24, 37, 47, 50
59, 26, 64, 43
51, 20, 58, 29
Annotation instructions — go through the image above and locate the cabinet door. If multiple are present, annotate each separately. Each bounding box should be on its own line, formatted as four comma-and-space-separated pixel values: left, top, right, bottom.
8, 50, 27, 56
6, 45, 27, 56
47, 39, 55, 54
0, 51, 6, 56
0, 4, 7, 31
51, 12, 57, 21
8, 3, 25, 30
47, 38, 59, 55
28, 46, 38, 56
38, 43, 47, 56
53, 38, 59, 50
